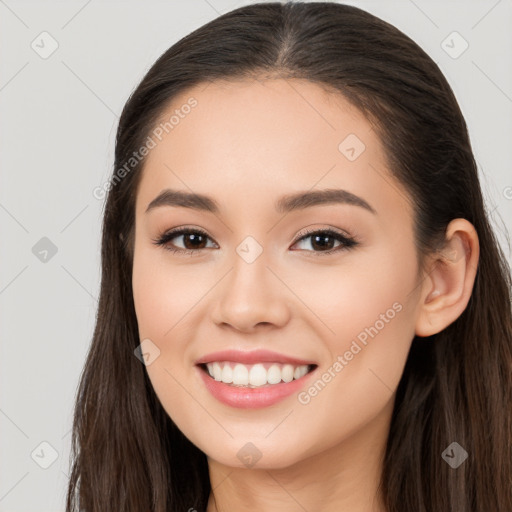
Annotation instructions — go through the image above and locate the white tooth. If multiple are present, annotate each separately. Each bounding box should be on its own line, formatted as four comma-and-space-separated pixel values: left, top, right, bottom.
212, 362, 222, 381
249, 364, 267, 387
281, 364, 294, 383
207, 361, 310, 387
267, 364, 282, 384
232, 364, 249, 385
294, 364, 309, 380
221, 364, 233, 384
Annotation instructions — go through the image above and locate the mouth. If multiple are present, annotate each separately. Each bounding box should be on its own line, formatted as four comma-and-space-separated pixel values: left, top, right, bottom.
197, 361, 318, 388
194, 349, 319, 408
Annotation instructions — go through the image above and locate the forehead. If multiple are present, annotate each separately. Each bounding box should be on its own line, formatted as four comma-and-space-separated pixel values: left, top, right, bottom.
135, 78, 411, 221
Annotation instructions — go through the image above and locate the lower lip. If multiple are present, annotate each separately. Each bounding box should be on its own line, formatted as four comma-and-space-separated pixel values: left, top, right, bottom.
196, 365, 317, 409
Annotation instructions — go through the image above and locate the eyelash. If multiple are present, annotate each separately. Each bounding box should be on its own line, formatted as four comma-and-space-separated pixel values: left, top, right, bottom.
151, 226, 359, 257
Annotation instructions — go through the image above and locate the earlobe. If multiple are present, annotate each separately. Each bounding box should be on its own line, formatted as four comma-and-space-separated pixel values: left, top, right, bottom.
415, 219, 479, 337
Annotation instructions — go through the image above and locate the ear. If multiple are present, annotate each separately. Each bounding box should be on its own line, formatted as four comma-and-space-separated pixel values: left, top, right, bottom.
415, 218, 480, 337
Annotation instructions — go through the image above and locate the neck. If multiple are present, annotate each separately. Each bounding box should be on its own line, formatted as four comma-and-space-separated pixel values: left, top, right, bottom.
206, 395, 393, 512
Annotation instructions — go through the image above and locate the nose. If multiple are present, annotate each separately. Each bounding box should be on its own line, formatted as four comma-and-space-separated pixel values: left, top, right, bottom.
209, 253, 291, 333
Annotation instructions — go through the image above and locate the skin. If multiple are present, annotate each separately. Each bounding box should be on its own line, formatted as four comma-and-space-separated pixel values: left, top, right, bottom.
131, 78, 479, 511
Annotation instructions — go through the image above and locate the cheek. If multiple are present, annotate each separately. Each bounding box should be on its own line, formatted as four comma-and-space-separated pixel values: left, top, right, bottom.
131, 249, 210, 432
286, 241, 418, 352
293, 244, 418, 437
131, 245, 217, 384
132, 243, 210, 341
295, 299, 414, 464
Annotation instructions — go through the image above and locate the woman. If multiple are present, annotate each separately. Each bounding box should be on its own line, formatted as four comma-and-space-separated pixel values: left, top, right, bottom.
66, 2, 512, 511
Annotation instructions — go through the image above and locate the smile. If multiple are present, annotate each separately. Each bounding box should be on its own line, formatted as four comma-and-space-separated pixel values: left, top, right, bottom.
202, 361, 313, 387
196, 361, 318, 409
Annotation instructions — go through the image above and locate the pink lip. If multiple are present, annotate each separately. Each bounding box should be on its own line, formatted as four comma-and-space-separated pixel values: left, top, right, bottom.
195, 349, 316, 366
196, 364, 317, 409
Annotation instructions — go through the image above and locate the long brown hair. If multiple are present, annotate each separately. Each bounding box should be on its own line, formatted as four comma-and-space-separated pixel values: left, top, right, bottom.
66, 2, 512, 511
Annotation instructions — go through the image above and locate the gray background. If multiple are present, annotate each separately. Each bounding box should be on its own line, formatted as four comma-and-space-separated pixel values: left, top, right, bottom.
1, 0, 511, 510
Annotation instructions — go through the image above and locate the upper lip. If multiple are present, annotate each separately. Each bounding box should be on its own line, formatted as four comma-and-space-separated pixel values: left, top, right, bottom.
195, 349, 317, 366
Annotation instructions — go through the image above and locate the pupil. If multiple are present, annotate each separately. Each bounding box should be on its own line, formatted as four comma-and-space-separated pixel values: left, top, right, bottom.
313, 234, 333, 250
184, 233, 206, 249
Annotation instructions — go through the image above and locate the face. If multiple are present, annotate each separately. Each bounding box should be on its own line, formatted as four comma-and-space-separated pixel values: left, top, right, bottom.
132, 78, 425, 469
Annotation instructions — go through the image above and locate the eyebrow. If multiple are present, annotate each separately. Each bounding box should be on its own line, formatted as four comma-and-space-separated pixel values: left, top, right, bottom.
145, 188, 376, 215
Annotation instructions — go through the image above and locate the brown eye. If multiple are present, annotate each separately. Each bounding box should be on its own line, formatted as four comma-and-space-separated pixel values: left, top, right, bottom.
180, 232, 208, 250
292, 228, 358, 256
152, 228, 217, 255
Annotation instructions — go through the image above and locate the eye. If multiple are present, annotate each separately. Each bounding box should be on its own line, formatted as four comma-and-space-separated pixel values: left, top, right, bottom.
291, 227, 359, 256
151, 227, 217, 256
152, 226, 359, 257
